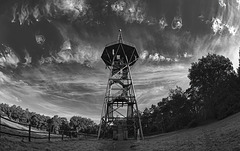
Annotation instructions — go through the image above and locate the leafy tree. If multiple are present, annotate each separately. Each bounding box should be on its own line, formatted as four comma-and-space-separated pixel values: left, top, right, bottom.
213, 74, 240, 119
0, 103, 97, 134
0, 104, 10, 116
188, 53, 235, 119
47, 118, 54, 132
51, 115, 62, 134
141, 86, 195, 134
141, 108, 151, 134
186, 87, 204, 123
159, 86, 192, 131
60, 117, 70, 135
70, 116, 96, 133
30, 114, 39, 127
140, 53, 240, 135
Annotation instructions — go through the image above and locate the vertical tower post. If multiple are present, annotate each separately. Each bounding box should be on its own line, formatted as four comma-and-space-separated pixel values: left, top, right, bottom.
238, 47, 240, 76
239, 47, 240, 68
98, 30, 143, 140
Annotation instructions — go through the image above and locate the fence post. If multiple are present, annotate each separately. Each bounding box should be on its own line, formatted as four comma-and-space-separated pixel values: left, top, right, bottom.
62, 130, 64, 141
48, 129, 51, 142
28, 124, 31, 142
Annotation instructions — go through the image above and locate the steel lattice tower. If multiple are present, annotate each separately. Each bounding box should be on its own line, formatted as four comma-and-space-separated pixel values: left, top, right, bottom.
98, 30, 143, 140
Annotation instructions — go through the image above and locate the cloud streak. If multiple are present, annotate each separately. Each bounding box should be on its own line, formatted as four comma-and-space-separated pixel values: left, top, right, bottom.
11, 0, 89, 24
0, 0, 240, 122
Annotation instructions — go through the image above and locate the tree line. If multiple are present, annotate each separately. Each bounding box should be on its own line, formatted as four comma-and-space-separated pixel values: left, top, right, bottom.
0, 103, 98, 136
140, 53, 240, 135
1, 53, 240, 137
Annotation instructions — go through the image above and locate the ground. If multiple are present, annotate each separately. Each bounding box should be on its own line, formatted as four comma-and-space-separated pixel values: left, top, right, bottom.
2, 112, 240, 151
133, 112, 240, 151
0, 137, 106, 151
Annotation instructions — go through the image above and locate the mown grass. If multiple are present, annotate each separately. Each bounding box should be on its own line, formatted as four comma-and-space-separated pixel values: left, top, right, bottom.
0, 136, 106, 151
0, 123, 107, 151
2, 112, 240, 151
133, 112, 240, 151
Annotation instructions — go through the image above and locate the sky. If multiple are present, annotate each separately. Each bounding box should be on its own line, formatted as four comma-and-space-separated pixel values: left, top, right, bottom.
0, 0, 240, 123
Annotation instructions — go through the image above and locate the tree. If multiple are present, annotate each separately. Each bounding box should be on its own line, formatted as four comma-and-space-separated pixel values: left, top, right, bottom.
186, 87, 204, 122
159, 86, 193, 131
0, 104, 9, 116
30, 114, 39, 127
188, 53, 235, 119
141, 108, 152, 134
47, 118, 54, 132
0, 103, 97, 134
213, 74, 240, 119
70, 116, 96, 133
141, 86, 195, 134
51, 115, 61, 134
60, 117, 70, 135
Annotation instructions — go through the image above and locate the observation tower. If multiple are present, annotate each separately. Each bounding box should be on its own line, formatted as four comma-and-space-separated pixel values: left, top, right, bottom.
98, 30, 143, 140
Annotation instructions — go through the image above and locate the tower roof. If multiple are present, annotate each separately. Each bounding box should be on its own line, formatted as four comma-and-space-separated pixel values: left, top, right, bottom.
101, 30, 139, 66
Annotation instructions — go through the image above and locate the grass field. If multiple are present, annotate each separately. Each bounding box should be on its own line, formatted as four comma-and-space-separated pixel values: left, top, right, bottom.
0, 137, 106, 151
2, 112, 240, 151
132, 112, 240, 151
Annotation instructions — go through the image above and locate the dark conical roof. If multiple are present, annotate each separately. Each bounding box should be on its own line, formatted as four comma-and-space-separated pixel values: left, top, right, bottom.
101, 30, 139, 66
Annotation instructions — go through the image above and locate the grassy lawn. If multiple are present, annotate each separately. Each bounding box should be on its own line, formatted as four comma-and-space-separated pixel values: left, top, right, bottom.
2, 112, 240, 151
133, 112, 240, 151
0, 136, 108, 151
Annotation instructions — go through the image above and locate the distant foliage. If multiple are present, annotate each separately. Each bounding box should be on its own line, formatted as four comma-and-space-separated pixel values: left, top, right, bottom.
70, 116, 98, 134
188, 53, 237, 120
141, 86, 195, 134
142, 53, 240, 135
2, 54, 240, 137
0, 103, 98, 135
